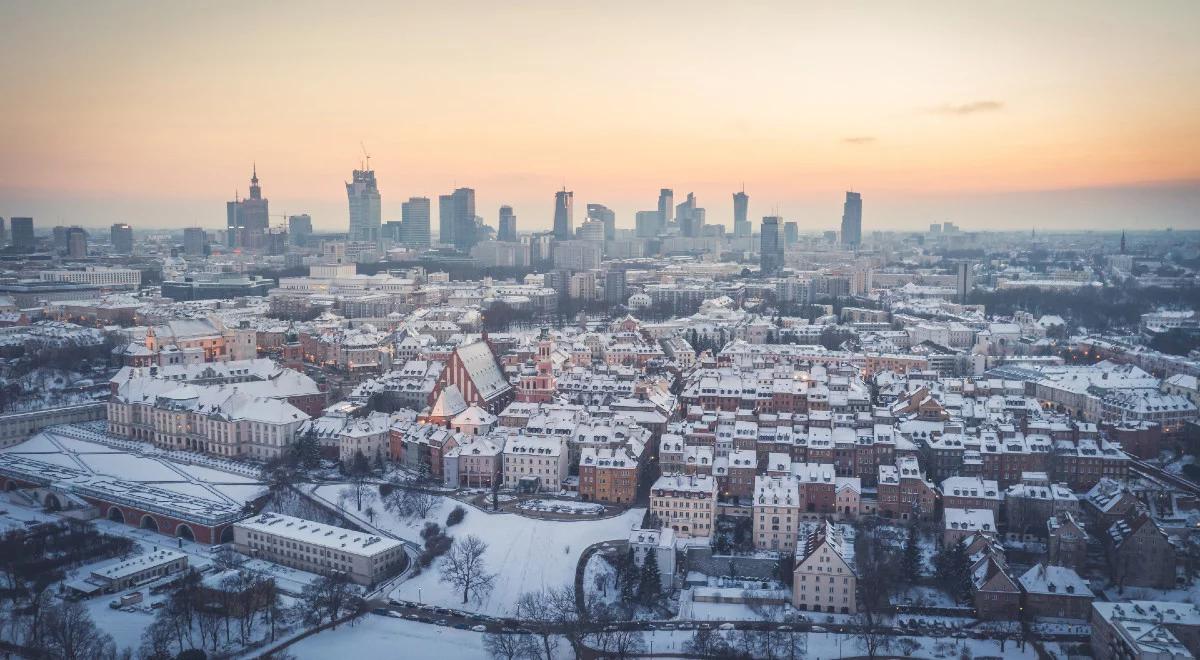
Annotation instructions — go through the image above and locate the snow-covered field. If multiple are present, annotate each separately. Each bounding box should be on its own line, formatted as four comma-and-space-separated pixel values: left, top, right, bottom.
289, 615, 486, 660
312, 484, 645, 616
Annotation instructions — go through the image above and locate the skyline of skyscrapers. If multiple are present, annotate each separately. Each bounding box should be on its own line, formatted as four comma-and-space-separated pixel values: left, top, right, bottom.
553, 189, 574, 240
733, 190, 750, 238
760, 216, 784, 274
497, 205, 517, 242
841, 191, 862, 248
346, 168, 381, 243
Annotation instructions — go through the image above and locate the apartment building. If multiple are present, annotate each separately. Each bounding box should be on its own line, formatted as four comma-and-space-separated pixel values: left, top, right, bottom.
502, 436, 568, 492
650, 474, 717, 538
792, 521, 857, 614
753, 475, 801, 552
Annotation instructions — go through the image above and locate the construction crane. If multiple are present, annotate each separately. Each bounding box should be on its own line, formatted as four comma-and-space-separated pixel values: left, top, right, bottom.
360, 141, 371, 171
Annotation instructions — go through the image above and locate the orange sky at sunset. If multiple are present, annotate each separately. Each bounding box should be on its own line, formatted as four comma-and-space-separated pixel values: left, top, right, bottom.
2, 1, 1198, 232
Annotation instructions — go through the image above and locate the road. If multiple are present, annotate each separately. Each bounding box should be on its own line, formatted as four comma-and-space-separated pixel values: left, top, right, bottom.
369, 598, 1092, 643
1130, 458, 1200, 496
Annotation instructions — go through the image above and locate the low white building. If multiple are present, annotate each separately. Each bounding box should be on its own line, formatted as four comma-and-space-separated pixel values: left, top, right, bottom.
67, 548, 189, 596
234, 512, 405, 586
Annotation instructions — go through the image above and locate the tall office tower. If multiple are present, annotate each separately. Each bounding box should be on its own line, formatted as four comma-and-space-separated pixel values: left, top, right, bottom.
0, 217, 6, 247
553, 189, 574, 240
10, 218, 34, 252
381, 221, 404, 244
840, 191, 862, 248
586, 204, 616, 241
784, 221, 799, 246
635, 211, 661, 238
497, 205, 517, 242
579, 219, 606, 242
287, 214, 313, 247
110, 223, 133, 254
733, 190, 750, 238
346, 169, 381, 243
956, 261, 973, 304
65, 227, 88, 258
400, 196, 431, 248
657, 188, 674, 227
183, 227, 207, 256
760, 216, 784, 274
675, 192, 701, 237
52, 226, 68, 251
242, 166, 269, 250
604, 269, 627, 305
225, 196, 241, 248
226, 166, 269, 249
439, 188, 476, 250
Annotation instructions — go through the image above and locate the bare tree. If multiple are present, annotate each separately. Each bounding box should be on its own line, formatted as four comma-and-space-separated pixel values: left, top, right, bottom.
300, 572, 360, 627
382, 484, 438, 520
514, 590, 560, 660
592, 629, 645, 659
440, 535, 496, 605
42, 599, 118, 660
852, 609, 893, 660
483, 632, 537, 660
407, 489, 439, 518
514, 585, 583, 659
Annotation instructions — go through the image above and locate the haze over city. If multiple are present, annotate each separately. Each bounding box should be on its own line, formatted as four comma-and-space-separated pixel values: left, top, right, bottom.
2, 1, 1199, 232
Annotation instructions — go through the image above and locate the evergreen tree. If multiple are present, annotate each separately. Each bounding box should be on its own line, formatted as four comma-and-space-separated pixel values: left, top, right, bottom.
638, 553, 663, 605
933, 538, 972, 604
618, 548, 639, 601
903, 528, 922, 583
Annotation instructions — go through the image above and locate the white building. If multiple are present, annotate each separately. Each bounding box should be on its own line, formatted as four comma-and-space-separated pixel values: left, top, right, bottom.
39, 267, 142, 289
234, 512, 405, 586
502, 436, 568, 492
650, 474, 717, 539
792, 521, 856, 614
753, 475, 801, 552
629, 527, 675, 590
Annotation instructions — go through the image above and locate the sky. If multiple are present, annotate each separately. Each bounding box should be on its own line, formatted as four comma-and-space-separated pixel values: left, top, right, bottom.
1, 1, 1199, 234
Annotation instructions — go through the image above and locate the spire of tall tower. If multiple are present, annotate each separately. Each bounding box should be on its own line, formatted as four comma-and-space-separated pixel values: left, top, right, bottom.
251, 162, 258, 185
1120, 230, 1127, 254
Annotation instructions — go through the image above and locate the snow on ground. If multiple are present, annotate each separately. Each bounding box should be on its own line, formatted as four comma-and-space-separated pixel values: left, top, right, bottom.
893, 584, 959, 608
289, 615, 486, 660
312, 484, 645, 616
83, 591, 156, 653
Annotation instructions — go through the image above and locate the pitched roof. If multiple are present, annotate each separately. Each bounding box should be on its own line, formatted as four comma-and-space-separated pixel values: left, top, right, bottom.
430, 385, 468, 418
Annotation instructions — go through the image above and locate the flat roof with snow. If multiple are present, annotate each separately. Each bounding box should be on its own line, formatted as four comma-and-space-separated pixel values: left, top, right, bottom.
236, 512, 402, 557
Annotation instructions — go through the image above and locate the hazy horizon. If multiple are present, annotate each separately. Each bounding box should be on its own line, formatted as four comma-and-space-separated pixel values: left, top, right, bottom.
2, 1, 1199, 233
